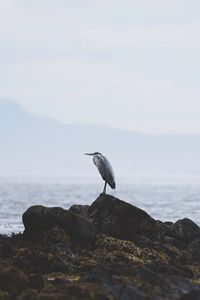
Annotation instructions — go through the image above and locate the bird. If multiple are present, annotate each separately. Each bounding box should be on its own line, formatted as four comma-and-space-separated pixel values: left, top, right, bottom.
85, 152, 116, 194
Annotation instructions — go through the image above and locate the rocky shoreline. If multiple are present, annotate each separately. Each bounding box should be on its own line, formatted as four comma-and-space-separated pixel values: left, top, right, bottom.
1, 193, 200, 299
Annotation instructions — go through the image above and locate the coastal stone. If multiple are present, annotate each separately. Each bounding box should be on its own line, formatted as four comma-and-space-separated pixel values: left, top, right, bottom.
179, 289, 200, 300
0, 267, 28, 297
49, 256, 72, 273
29, 274, 44, 289
172, 218, 200, 244
54, 242, 74, 257
0, 291, 9, 300
23, 205, 96, 243
163, 236, 177, 245
89, 193, 164, 242
186, 236, 200, 261
134, 236, 178, 260
80, 267, 145, 300
14, 246, 73, 274
0, 242, 15, 259
0, 235, 8, 245
69, 204, 90, 218
39, 226, 72, 245
156, 220, 170, 240
1, 195, 200, 299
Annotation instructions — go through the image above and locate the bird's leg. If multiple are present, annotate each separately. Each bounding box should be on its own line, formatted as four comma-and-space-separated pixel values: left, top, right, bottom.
103, 181, 107, 194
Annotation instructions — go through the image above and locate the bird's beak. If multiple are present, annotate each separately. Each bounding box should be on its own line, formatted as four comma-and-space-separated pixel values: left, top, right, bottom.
84, 153, 94, 156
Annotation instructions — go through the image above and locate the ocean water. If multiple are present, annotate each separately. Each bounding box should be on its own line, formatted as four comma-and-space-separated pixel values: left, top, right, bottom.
0, 176, 200, 234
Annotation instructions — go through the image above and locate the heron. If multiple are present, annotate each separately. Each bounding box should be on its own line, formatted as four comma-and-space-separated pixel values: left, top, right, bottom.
85, 152, 116, 194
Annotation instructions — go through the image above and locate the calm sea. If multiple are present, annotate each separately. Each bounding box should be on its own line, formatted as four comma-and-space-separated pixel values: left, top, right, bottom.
0, 176, 200, 234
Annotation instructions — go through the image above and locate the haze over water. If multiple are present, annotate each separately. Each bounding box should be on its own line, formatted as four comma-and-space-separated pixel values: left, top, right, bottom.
1, 0, 200, 243
1, 175, 200, 235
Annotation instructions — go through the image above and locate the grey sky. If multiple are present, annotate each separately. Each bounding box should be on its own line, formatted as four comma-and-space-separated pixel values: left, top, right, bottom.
1, 0, 200, 133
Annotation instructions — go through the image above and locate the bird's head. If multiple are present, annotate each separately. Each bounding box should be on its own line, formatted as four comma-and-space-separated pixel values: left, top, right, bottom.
84, 152, 102, 156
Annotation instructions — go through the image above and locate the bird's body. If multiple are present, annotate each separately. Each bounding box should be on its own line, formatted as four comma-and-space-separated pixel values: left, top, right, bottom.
85, 152, 116, 193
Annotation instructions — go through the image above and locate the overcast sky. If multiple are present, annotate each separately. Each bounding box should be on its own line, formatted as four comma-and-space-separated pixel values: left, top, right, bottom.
0, 0, 200, 134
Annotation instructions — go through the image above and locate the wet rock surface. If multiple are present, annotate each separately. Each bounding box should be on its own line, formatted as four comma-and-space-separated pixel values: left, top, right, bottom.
23, 205, 96, 244
172, 218, 200, 245
1, 194, 200, 299
89, 194, 161, 241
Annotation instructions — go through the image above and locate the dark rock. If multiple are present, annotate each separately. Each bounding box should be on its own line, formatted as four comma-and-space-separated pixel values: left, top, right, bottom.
13, 247, 73, 274
165, 221, 174, 226
23, 205, 96, 243
135, 266, 199, 300
163, 236, 177, 245
0, 242, 15, 259
89, 194, 165, 242
29, 274, 44, 289
38, 226, 72, 245
69, 204, 90, 218
50, 277, 69, 286
3, 195, 200, 300
0, 235, 8, 245
120, 285, 145, 300
21, 250, 50, 274
0, 267, 28, 297
80, 267, 146, 300
135, 235, 177, 258
156, 220, 170, 240
19, 289, 56, 300
135, 235, 163, 249
186, 236, 200, 261
50, 256, 72, 273
179, 289, 200, 300
172, 218, 200, 244
54, 242, 74, 257
0, 291, 9, 300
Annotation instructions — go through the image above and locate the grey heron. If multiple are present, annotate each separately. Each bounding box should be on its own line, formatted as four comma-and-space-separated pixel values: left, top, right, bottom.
85, 152, 116, 194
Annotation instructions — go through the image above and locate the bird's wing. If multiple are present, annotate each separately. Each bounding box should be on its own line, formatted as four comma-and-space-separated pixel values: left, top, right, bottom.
95, 155, 116, 189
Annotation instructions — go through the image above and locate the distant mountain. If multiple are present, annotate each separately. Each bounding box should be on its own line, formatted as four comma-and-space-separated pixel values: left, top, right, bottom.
1, 99, 200, 177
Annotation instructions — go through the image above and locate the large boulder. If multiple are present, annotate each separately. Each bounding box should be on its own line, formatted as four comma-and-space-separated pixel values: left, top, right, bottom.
88, 194, 167, 242
0, 267, 28, 298
186, 236, 200, 261
69, 204, 90, 219
172, 218, 200, 245
23, 206, 96, 243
